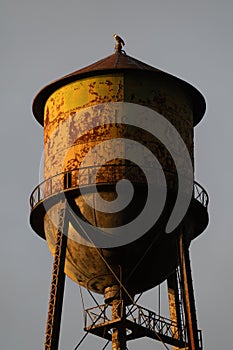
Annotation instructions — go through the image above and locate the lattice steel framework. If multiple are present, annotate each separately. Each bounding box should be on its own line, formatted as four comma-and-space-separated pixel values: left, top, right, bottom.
44, 200, 68, 350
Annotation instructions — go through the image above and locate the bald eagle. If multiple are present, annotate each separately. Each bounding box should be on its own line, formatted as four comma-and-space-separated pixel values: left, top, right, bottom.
113, 34, 125, 47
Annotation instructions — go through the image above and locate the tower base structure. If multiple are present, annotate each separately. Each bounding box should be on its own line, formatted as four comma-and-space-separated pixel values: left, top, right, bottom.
42, 200, 204, 350
84, 232, 203, 350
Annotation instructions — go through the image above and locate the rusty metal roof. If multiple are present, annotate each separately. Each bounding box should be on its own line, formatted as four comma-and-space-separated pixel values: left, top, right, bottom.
32, 52, 206, 126
65, 52, 161, 74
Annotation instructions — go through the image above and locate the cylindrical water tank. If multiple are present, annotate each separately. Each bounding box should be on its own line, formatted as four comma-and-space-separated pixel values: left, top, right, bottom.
30, 52, 208, 295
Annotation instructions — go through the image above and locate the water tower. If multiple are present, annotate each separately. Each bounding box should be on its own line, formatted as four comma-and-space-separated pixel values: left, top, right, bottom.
30, 37, 209, 350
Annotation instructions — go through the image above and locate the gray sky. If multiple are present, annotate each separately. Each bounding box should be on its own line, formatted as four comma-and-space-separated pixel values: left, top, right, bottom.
1, 0, 232, 349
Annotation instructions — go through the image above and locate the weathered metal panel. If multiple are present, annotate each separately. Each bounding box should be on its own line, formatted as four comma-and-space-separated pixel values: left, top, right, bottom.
124, 71, 194, 163
44, 72, 193, 195
43, 71, 196, 294
44, 74, 124, 183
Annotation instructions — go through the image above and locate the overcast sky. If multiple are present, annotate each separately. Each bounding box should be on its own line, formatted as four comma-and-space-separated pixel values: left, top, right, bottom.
1, 1, 233, 349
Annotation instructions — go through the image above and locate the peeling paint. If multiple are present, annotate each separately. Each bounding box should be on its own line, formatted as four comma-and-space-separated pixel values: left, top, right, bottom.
43, 71, 195, 294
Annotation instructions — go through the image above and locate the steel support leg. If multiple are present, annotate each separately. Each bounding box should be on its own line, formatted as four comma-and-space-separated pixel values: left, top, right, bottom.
44, 201, 68, 350
167, 270, 183, 349
178, 233, 200, 350
111, 299, 126, 350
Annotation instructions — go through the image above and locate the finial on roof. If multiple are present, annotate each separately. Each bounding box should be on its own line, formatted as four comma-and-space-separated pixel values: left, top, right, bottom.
113, 34, 125, 53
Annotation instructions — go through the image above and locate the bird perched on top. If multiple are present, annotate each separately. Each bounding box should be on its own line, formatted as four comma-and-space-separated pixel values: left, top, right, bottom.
113, 34, 125, 47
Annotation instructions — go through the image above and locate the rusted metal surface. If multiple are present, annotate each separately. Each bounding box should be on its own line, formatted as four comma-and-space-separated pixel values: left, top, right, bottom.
41, 70, 196, 295
30, 178, 208, 294
44, 203, 117, 291
43, 72, 194, 189
30, 66, 209, 296
167, 271, 184, 350
37, 68, 207, 294
32, 53, 206, 127
111, 299, 127, 350
43, 74, 124, 184
85, 302, 188, 348
30, 47, 209, 350
44, 200, 68, 350
178, 233, 202, 350
30, 168, 209, 210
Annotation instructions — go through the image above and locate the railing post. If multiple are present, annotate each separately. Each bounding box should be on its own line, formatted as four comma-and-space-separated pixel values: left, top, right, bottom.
63, 171, 72, 190
50, 178, 52, 196
38, 186, 41, 203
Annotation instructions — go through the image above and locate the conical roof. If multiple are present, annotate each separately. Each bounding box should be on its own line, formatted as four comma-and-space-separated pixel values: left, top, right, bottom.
67, 52, 161, 74
32, 51, 206, 126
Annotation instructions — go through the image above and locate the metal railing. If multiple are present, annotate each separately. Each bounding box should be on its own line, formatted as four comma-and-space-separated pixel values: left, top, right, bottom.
85, 303, 112, 327
85, 302, 203, 349
85, 302, 185, 343
198, 329, 203, 349
30, 165, 209, 210
126, 303, 183, 340
194, 181, 209, 207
